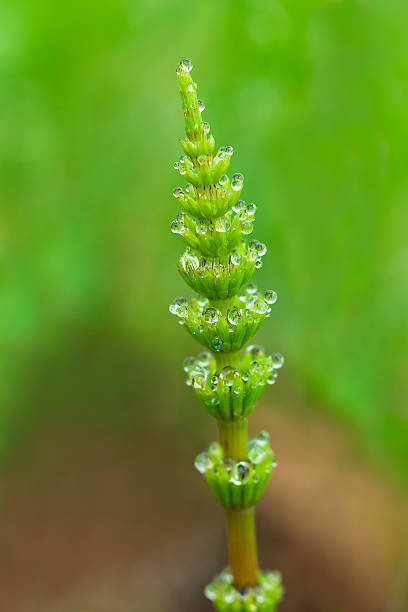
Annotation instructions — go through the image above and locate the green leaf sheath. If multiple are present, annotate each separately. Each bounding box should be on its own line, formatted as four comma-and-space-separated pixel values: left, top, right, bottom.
170, 59, 284, 611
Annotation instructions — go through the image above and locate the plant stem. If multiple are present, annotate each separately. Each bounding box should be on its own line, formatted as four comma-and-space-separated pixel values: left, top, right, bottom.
226, 507, 259, 588
218, 417, 248, 460
218, 417, 260, 588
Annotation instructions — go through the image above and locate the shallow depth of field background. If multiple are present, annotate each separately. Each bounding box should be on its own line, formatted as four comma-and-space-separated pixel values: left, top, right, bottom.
1, 1, 408, 611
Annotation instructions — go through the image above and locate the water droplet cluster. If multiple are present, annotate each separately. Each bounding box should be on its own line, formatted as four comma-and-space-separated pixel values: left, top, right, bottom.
194, 433, 277, 509
180, 345, 283, 420
205, 567, 283, 612
169, 283, 278, 353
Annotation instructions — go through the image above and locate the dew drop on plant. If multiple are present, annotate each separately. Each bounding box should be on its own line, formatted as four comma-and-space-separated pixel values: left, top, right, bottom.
232, 199, 245, 214
250, 360, 263, 375
249, 445, 266, 464
253, 298, 267, 314
256, 242, 267, 256
202, 121, 210, 134
173, 186, 184, 199
246, 344, 263, 357
181, 58, 193, 72
219, 174, 228, 186
231, 461, 251, 484
197, 296, 209, 308
183, 252, 200, 270
265, 290, 277, 304
231, 250, 242, 265
211, 374, 218, 385
204, 583, 216, 601
220, 366, 238, 386
196, 223, 207, 235
212, 337, 224, 351
267, 373, 277, 385
208, 441, 223, 462
255, 258, 263, 269
247, 202, 256, 215
197, 353, 210, 369
194, 452, 213, 474
271, 352, 284, 369
241, 220, 253, 235
198, 99, 205, 112
241, 373, 249, 382
246, 282, 257, 294
231, 173, 244, 191
256, 430, 270, 446
203, 307, 218, 324
183, 356, 196, 371
227, 307, 242, 326
173, 161, 180, 171
226, 146, 234, 154
169, 296, 187, 315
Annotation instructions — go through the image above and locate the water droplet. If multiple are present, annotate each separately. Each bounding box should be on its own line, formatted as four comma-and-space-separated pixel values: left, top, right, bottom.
183, 356, 196, 371
230, 250, 242, 265
247, 202, 257, 215
246, 344, 264, 357
219, 366, 239, 386
182, 252, 200, 270
219, 567, 233, 584
232, 199, 245, 213
219, 174, 228, 186
255, 258, 263, 269
208, 442, 223, 462
226, 146, 234, 154
169, 297, 187, 315
231, 173, 244, 191
197, 98, 205, 112
204, 583, 216, 601
215, 218, 227, 233
197, 351, 211, 365
265, 290, 277, 304
253, 298, 268, 314
202, 121, 210, 134
212, 337, 224, 351
173, 187, 184, 199
267, 373, 278, 385
227, 307, 243, 326
231, 461, 251, 484
271, 352, 284, 369
256, 430, 270, 446
249, 445, 266, 464
180, 58, 193, 72
241, 220, 253, 235
194, 452, 213, 474
197, 296, 209, 308
250, 360, 263, 375
203, 308, 219, 324
241, 373, 249, 382
173, 161, 180, 171
210, 375, 218, 386
170, 216, 185, 234
196, 223, 207, 235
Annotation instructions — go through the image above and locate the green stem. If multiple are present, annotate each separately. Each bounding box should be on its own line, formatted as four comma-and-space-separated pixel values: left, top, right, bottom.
218, 418, 260, 588
218, 417, 248, 460
226, 507, 259, 588
215, 350, 241, 370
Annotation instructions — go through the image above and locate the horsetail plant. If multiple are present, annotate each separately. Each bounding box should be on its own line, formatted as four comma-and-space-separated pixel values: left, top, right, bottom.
170, 59, 284, 612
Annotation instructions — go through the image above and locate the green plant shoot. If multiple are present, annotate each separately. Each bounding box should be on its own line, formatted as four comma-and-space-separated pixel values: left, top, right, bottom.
170, 58, 284, 612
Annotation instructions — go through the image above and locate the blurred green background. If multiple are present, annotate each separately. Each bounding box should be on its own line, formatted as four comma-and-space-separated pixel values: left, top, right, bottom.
1, 1, 408, 611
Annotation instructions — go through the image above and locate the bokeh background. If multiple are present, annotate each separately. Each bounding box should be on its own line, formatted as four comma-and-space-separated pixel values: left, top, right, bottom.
1, 1, 408, 611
